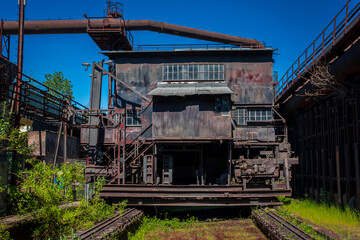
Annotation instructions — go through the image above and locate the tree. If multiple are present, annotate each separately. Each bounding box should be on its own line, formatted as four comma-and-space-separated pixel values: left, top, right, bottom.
44, 72, 74, 99
304, 62, 346, 99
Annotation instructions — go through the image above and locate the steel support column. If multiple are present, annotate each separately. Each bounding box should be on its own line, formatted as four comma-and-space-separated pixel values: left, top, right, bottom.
14, 0, 25, 118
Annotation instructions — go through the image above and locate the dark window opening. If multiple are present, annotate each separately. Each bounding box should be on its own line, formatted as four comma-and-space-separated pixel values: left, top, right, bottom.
126, 109, 141, 126
214, 97, 230, 115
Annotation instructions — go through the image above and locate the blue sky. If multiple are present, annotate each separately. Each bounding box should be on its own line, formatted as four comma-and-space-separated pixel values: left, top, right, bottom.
0, 0, 351, 107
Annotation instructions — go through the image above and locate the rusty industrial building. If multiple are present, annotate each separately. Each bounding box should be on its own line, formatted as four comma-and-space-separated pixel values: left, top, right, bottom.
1, 1, 360, 209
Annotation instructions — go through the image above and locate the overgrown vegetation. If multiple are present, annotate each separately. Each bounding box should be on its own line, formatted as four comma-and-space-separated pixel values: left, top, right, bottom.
9, 159, 120, 239
128, 215, 266, 240
1, 158, 122, 239
276, 196, 292, 205
276, 198, 360, 239
0, 103, 32, 158
128, 215, 197, 240
0, 103, 123, 239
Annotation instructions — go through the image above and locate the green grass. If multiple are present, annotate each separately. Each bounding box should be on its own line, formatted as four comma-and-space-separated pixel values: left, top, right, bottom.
128, 215, 197, 240
280, 198, 360, 239
128, 216, 266, 240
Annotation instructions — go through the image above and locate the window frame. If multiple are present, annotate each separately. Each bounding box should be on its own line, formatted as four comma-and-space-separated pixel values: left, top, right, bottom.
125, 109, 142, 126
162, 64, 225, 81
232, 108, 273, 125
214, 96, 230, 116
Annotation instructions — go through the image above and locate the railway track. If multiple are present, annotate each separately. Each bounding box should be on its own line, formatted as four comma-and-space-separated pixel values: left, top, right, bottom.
253, 208, 313, 240
75, 208, 143, 240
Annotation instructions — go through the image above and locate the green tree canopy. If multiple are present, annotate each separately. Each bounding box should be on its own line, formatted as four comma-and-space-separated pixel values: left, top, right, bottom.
44, 71, 74, 99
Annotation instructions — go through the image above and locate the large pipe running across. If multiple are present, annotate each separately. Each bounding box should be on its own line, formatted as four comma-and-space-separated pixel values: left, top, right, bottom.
1, 19, 264, 48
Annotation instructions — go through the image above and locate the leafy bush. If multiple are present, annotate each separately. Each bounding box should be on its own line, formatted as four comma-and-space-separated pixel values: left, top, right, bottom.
0, 104, 124, 239
8, 159, 120, 239
277, 196, 292, 205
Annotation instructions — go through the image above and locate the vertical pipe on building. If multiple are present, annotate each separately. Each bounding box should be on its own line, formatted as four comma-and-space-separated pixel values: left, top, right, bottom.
355, 88, 360, 210
15, 0, 25, 117
311, 109, 315, 198
336, 146, 342, 205
344, 101, 351, 205
315, 109, 320, 201
154, 143, 158, 184
53, 121, 63, 169
328, 102, 334, 201
63, 123, 67, 164
108, 63, 113, 109
200, 144, 204, 185
122, 111, 126, 184
227, 141, 232, 185
284, 158, 290, 190
1, 19, 3, 56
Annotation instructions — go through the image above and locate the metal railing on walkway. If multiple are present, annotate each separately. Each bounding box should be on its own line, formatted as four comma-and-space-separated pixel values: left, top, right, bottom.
0, 55, 87, 124
275, 0, 360, 101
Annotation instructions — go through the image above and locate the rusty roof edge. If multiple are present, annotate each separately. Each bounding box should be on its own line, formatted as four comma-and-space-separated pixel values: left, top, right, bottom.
148, 82, 233, 96
100, 48, 275, 56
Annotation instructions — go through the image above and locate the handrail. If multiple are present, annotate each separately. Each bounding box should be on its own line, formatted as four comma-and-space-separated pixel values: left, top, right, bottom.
0, 56, 87, 123
0, 55, 87, 109
275, 0, 360, 101
133, 43, 267, 52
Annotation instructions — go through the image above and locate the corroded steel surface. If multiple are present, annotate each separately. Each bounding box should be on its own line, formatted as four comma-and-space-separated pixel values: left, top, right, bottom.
100, 184, 291, 206
1, 19, 264, 48
28, 131, 80, 164
113, 50, 274, 107
153, 95, 232, 139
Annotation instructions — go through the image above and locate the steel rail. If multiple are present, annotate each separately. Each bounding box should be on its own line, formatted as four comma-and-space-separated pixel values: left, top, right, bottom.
259, 208, 312, 240
76, 208, 137, 240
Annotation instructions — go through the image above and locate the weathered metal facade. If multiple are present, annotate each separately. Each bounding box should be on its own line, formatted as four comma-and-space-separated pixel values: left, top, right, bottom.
28, 131, 80, 164
80, 48, 298, 206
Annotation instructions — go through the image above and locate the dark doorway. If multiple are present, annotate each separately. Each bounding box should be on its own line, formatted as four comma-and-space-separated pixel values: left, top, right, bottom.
172, 151, 199, 185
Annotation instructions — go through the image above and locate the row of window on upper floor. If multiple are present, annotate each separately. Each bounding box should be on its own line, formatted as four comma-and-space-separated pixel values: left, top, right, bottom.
163, 64, 224, 81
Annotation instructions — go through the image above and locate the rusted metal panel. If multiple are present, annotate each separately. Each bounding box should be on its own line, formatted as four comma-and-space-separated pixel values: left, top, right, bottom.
115, 63, 159, 106
234, 127, 275, 142
152, 95, 231, 139
28, 131, 79, 163
114, 50, 274, 107
227, 62, 273, 104
99, 184, 290, 206
140, 102, 152, 139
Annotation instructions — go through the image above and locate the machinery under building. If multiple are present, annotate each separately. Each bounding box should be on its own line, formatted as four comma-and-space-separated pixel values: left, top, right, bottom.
81, 47, 298, 206
3, 1, 360, 209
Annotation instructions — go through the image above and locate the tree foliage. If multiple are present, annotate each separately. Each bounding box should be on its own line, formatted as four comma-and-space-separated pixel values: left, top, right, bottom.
44, 71, 74, 99
8, 160, 121, 239
0, 103, 122, 239
0, 104, 32, 157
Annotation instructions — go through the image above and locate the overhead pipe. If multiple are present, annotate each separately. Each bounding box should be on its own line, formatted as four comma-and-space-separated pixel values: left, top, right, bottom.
1, 18, 264, 47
